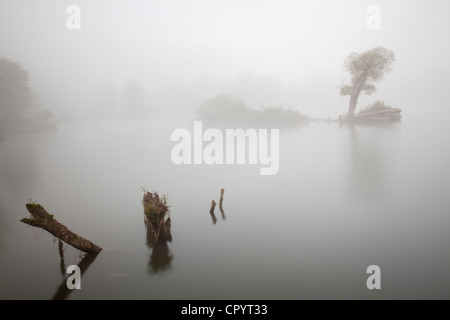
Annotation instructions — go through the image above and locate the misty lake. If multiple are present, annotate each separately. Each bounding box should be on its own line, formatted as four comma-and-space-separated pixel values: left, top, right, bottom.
1, 110, 450, 299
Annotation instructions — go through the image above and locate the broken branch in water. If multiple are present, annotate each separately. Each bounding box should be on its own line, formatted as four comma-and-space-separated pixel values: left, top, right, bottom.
21, 203, 102, 254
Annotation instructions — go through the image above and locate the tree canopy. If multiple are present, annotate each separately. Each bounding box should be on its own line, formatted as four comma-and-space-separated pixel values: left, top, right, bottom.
196, 94, 308, 125
0, 56, 32, 122
0, 56, 55, 133
340, 46, 395, 118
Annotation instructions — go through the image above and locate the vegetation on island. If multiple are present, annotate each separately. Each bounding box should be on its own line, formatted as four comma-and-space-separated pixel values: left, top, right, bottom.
196, 94, 308, 126
1, 46, 402, 138
345, 100, 402, 122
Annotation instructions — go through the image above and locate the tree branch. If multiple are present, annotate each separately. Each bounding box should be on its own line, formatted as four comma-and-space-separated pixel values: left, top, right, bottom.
21, 203, 102, 254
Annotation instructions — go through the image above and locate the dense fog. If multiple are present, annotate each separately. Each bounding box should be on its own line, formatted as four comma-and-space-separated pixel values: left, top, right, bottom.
1, 0, 449, 122
1, 1, 450, 300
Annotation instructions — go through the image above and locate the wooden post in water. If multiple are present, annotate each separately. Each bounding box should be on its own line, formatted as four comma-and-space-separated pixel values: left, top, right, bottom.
219, 188, 226, 220
210, 200, 216, 213
219, 189, 224, 208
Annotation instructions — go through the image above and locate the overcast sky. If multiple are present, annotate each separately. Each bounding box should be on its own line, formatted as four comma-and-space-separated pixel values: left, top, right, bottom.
1, 0, 449, 118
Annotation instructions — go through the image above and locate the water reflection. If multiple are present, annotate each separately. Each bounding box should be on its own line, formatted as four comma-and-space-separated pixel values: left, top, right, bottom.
209, 210, 218, 225
52, 252, 99, 300
145, 217, 173, 274
219, 206, 226, 220
58, 239, 65, 276
0, 201, 6, 245
347, 123, 399, 208
0, 135, 40, 196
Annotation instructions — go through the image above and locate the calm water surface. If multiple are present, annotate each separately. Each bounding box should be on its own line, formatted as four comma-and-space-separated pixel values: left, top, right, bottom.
1, 110, 449, 299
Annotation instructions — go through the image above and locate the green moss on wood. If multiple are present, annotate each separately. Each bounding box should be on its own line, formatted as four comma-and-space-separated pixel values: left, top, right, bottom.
142, 191, 171, 243
21, 202, 102, 254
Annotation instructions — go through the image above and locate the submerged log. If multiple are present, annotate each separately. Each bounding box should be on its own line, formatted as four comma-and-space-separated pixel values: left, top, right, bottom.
21, 203, 102, 254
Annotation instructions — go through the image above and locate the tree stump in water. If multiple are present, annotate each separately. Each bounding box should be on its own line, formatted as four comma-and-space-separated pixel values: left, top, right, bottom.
142, 191, 172, 244
21, 203, 102, 254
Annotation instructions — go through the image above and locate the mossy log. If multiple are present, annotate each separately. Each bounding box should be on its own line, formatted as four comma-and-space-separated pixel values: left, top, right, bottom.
21, 203, 102, 254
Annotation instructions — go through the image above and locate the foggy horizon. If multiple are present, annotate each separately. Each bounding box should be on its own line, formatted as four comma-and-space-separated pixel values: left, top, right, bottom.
1, 0, 449, 121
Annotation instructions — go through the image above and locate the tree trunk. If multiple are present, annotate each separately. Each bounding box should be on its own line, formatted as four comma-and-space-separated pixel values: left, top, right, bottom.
347, 70, 369, 119
21, 203, 102, 254
347, 95, 358, 119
